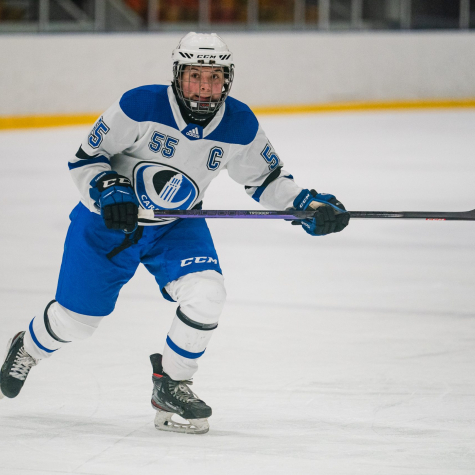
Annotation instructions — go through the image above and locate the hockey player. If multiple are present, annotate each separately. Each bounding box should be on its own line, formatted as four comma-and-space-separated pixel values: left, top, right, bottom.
0, 33, 349, 434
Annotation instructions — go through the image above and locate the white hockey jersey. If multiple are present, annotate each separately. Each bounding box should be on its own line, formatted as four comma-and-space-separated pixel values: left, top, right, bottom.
69, 85, 303, 225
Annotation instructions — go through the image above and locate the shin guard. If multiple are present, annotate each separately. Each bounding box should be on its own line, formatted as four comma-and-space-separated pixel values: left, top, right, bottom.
163, 308, 218, 381
23, 301, 102, 360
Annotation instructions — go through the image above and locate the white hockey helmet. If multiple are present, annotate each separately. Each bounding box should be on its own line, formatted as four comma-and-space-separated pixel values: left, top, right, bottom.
172, 32, 234, 121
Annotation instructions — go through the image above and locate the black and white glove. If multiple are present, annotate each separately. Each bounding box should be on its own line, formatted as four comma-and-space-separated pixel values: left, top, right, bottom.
89, 171, 139, 233
292, 189, 350, 236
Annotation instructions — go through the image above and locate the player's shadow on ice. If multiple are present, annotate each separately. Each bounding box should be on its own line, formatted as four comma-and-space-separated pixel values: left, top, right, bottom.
1, 413, 255, 440
1, 413, 124, 436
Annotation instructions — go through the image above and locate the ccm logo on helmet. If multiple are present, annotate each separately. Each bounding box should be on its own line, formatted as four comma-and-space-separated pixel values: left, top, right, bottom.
177, 53, 231, 60
181, 257, 218, 267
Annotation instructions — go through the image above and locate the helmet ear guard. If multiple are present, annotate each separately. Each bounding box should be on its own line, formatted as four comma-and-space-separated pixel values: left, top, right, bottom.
172, 32, 235, 121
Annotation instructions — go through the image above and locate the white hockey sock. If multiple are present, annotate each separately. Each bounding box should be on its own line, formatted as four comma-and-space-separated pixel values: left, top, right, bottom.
162, 270, 226, 381
23, 308, 63, 360
23, 301, 103, 360
163, 308, 218, 381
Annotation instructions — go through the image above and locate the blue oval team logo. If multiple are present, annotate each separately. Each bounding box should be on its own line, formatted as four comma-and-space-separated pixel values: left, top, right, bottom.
134, 163, 199, 210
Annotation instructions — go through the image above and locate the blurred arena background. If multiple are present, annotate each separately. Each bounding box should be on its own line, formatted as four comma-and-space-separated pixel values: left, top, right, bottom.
0, 0, 475, 128
1, 0, 474, 31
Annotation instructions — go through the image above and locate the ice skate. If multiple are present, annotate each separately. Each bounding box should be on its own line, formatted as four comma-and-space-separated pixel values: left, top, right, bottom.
0, 331, 38, 399
150, 353, 211, 434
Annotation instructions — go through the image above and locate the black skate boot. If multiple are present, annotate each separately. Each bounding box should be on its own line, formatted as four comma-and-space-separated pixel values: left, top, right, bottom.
150, 353, 211, 434
0, 331, 38, 399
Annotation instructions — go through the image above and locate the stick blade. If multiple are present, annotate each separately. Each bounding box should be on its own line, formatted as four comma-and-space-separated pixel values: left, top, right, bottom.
441, 209, 475, 221
463, 209, 475, 220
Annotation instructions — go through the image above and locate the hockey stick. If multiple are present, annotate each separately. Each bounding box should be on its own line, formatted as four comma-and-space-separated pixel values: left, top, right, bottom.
138, 208, 475, 221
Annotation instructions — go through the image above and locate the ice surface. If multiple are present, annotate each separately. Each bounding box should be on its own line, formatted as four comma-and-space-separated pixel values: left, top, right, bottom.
0, 110, 474, 474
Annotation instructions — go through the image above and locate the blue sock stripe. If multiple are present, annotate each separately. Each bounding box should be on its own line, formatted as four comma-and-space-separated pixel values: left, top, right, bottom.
166, 336, 205, 360
29, 318, 57, 354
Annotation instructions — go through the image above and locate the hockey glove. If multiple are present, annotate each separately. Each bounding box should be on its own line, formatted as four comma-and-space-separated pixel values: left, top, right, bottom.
292, 189, 350, 236
89, 171, 139, 233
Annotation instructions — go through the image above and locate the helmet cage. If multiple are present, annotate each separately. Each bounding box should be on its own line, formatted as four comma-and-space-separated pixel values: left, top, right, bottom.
173, 60, 235, 117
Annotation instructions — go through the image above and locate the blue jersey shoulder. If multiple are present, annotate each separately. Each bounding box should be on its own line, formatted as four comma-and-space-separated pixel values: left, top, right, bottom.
119, 85, 178, 130
206, 96, 258, 146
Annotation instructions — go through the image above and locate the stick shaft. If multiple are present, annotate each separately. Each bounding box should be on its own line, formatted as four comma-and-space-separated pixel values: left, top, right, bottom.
138, 209, 475, 221
139, 209, 311, 219
349, 210, 475, 221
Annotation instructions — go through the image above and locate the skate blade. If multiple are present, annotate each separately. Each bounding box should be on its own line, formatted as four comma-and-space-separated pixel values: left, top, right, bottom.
0, 337, 13, 400
154, 410, 209, 434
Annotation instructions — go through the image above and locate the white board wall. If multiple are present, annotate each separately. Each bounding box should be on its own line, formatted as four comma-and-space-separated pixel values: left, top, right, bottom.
1, 31, 475, 116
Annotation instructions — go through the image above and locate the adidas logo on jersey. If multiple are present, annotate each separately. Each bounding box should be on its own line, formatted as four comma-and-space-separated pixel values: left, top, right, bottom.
186, 127, 200, 139
182, 123, 203, 141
